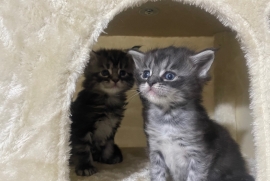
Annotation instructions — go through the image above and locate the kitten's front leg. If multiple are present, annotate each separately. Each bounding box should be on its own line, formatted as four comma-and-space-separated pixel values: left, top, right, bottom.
94, 138, 123, 164
74, 147, 97, 176
72, 132, 97, 176
149, 150, 168, 181
186, 158, 209, 181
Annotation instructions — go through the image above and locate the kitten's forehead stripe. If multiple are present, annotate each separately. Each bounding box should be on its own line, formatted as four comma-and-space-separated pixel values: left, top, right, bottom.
161, 58, 170, 70
152, 57, 156, 68
146, 57, 154, 69
110, 62, 114, 69
153, 67, 161, 76
119, 61, 122, 69
120, 59, 127, 69
159, 70, 166, 77
112, 68, 118, 78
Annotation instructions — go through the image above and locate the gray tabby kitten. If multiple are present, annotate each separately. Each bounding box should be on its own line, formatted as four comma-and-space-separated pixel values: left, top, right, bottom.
128, 46, 254, 181
70, 48, 135, 176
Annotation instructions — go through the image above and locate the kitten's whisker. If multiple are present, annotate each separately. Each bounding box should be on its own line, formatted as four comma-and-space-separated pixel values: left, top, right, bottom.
127, 91, 140, 98
127, 92, 141, 102
128, 90, 139, 92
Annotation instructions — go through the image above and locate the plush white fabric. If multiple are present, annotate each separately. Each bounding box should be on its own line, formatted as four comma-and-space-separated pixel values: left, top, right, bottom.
69, 148, 150, 181
0, 0, 269, 180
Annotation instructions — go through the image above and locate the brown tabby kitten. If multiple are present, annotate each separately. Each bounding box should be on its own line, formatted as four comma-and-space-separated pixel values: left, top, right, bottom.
70, 48, 135, 176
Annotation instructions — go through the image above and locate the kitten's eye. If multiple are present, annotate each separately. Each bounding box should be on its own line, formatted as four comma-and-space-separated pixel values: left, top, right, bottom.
142, 70, 150, 79
164, 72, 176, 80
119, 70, 127, 77
100, 70, 110, 77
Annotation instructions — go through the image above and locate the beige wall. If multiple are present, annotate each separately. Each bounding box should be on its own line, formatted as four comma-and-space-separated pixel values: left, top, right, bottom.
214, 32, 255, 159
74, 36, 215, 147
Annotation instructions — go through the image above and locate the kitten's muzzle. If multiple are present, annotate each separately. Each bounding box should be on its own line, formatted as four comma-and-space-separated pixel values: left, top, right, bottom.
143, 83, 158, 96
112, 78, 119, 83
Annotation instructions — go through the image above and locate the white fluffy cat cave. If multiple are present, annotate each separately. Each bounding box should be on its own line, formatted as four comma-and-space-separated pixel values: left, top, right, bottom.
0, 0, 269, 181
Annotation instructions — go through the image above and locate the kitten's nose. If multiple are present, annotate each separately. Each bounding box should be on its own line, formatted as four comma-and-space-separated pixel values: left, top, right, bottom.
147, 76, 159, 86
112, 79, 119, 83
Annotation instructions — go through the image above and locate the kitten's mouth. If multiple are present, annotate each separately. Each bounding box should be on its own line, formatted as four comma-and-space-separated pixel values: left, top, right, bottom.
111, 84, 119, 88
140, 84, 165, 100
148, 90, 156, 95
145, 88, 167, 98
146, 89, 160, 98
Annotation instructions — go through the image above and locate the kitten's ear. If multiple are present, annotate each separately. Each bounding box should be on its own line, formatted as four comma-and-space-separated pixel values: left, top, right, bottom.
189, 49, 215, 79
89, 50, 99, 65
128, 49, 145, 68
84, 50, 99, 76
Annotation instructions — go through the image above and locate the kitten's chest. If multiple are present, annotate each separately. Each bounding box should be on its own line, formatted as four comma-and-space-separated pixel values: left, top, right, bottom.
106, 95, 123, 106
146, 123, 186, 146
146, 109, 201, 175
147, 107, 179, 123
147, 124, 190, 173
91, 95, 125, 143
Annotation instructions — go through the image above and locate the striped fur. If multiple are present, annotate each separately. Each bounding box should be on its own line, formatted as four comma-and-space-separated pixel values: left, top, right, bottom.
129, 46, 254, 181
70, 49, 134, 176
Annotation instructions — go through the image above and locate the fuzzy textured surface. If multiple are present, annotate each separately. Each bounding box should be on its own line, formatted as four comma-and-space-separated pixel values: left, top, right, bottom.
69, 148, 255, 181
70, 148, 150, 181
0, 0, 269, 181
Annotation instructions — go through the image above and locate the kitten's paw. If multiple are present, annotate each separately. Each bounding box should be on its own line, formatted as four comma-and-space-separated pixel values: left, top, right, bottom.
92, 152, 102, 162
102, 152, 123, 164
75, 166, 97, 176
94, 152, 123, 164
94, 143, 123, 164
